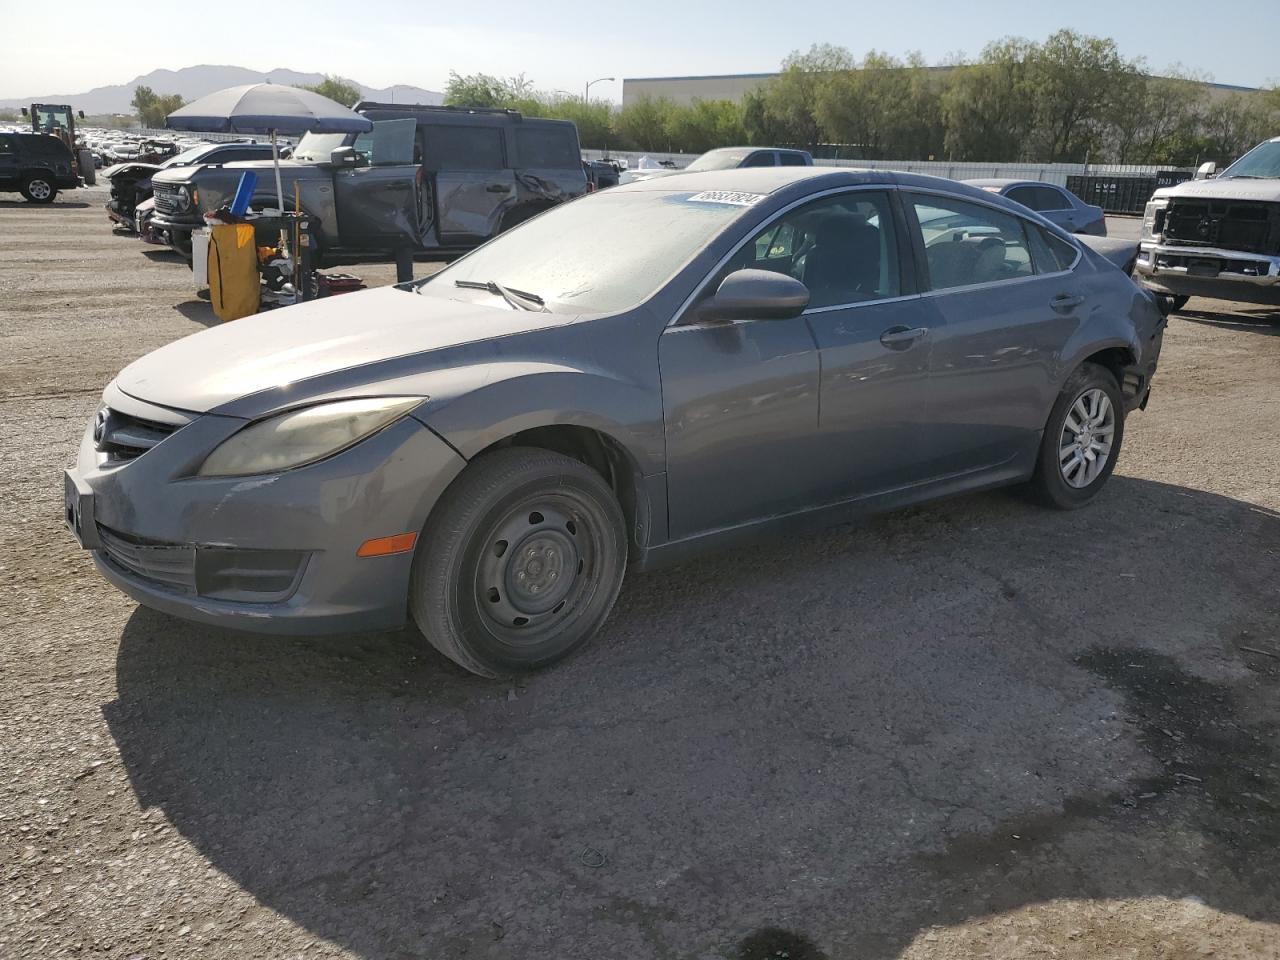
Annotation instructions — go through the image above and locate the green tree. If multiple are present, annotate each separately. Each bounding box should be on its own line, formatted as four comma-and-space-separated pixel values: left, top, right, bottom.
444, 71, 534, 108
302, 75, 362, 108
1025, 30, 1128, 161
131, 85, 185, 128
663, 99, 746, 154
613, 96, 674, 151
941, 39, 1038, 160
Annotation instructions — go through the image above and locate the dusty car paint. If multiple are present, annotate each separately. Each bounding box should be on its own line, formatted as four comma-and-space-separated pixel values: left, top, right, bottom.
66, 167, 1164, 636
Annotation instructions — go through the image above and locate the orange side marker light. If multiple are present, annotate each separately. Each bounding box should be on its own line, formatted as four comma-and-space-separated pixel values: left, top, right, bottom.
357, 532, 418, 558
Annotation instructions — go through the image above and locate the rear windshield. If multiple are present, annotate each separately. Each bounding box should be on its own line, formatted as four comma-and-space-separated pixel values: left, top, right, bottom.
419, 189, 754, 314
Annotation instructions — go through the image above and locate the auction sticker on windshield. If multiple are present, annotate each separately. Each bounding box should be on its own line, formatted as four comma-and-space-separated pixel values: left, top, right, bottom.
686, 191, 767, 207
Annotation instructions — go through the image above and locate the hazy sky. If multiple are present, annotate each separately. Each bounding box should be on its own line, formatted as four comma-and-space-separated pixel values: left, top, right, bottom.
1, 0, 1274, 99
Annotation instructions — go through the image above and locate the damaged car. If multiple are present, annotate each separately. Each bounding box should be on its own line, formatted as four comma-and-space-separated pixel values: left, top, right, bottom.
104, 141, 274, 233
65, 168, 1163, 677
149, 103, 588, 264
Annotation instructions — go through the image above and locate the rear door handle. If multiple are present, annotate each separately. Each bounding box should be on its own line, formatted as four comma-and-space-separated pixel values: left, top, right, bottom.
1050, 294, 1085, 312
880, 325, 929, 349
485, 183, 512, 193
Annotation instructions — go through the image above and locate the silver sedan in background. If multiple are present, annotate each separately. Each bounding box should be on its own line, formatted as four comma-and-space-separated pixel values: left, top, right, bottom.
966, 178, 1107, 235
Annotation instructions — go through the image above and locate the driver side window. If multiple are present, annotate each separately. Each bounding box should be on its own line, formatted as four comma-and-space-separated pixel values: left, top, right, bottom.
724, 192, 901, 309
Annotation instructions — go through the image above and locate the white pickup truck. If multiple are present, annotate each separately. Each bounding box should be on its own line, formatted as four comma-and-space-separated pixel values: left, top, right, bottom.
1135, 136, 1280, 311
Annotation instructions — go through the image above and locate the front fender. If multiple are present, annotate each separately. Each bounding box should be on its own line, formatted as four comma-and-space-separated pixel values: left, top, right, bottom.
412, 362, 665, 477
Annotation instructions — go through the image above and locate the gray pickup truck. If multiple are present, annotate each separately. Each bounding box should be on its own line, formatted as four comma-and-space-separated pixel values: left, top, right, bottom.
1135, 135, 1280, 309
149, 103, 589, 264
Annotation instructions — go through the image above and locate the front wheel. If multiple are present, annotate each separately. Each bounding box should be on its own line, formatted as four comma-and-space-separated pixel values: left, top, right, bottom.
1161, 294, 1190, 314
21, 175, 56, 203
410, 447, 628, 677
1028, 363, 1125, 509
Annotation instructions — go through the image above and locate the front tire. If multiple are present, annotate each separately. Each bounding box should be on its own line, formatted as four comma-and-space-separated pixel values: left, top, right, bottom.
1028, 362, 1125, 510
21, 175, 56, 203
410, 447, 628, 677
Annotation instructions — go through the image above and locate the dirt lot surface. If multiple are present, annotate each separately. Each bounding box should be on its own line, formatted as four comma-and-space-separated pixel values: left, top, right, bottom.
2, 191, 1279, 960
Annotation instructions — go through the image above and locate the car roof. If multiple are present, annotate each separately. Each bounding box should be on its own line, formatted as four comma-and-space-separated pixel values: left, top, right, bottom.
617, 166, 1016, 203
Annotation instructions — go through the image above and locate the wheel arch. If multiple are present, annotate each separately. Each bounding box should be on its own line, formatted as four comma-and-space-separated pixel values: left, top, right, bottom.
465, 423, 654, 556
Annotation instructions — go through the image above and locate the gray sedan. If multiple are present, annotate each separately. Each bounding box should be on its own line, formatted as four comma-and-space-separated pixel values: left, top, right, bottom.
965, 178, 1107, 236
65, 168, 1163, 677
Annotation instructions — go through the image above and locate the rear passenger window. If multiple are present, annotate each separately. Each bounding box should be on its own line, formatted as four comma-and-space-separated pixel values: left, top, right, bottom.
515, 127, 578, 168
1033, 185, 1070, 210
779, 153, 808, 166
1005, 185, 1037, 208
421, 125, 505, 171
910, 196, 1034, 290
1026, 224, 1080, 273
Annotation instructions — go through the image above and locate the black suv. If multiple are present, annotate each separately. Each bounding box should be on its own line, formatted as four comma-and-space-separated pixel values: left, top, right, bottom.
105, 141, 275, 232
149, 104, 589, 264
0, 133, 80, 202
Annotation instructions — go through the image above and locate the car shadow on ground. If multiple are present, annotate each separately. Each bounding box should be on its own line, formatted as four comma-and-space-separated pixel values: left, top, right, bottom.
140, 248, 187, 263
103, 476, 1280, 959
1176, 306, 1280, 334
0, 199, 92, 209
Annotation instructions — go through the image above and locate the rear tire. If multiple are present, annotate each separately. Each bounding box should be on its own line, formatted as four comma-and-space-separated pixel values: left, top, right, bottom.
21, 175, 56, 203
410, 447, 628, 677
1028, 362, 1125, 510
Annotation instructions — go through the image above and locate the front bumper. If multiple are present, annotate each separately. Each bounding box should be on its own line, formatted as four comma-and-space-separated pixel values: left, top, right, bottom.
1135, 241, 1280, 306
149, 211, 202, 236
65, 392, 467, 635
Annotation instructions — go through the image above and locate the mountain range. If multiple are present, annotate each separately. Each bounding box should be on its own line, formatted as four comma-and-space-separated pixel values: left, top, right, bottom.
0, 65, 443, 114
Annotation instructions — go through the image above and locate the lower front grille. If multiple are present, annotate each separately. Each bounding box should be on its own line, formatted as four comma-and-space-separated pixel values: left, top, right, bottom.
97, 525, 308, 602
98, 525, 196, 594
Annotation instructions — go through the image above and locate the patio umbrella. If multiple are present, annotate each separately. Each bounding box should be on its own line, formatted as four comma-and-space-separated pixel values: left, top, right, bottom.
166, 83, 372, 245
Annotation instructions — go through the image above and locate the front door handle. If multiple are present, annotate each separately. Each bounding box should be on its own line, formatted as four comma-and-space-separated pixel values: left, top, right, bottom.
880, 325, 929, 349
485, 183, 512, 193
1050, 293, 1085, 312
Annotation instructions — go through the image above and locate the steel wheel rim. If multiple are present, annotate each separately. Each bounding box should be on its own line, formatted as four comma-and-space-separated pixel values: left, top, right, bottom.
29, 180, 51, 199
1059, 387, 1114, 488
473, 494, 599, 644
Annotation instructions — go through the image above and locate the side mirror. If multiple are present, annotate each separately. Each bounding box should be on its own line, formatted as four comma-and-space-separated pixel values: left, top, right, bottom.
329, 146, 363, 168
20, 107, 28, 117
695, 269, 810, 322
1194, 161, 1217, 180
78, 110, 85, 119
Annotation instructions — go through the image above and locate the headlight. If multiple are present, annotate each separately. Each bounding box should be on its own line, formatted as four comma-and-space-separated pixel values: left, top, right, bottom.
176, 186, 191, 211
197, 397, 423, 477
1141, 200, 1166, 241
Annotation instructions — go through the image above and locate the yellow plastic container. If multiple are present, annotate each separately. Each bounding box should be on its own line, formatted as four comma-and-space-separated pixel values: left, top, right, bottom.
207, 223, 260, 322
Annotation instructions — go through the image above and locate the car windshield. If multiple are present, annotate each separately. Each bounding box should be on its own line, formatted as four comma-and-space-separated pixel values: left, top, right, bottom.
293, 131, 354, 163
684, 149, 750, 172
1220, 139, 1280, 179
419, 190, 756, 314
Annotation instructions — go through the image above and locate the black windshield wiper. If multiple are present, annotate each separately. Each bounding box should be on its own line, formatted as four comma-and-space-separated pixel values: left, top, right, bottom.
453, 279, 547, 311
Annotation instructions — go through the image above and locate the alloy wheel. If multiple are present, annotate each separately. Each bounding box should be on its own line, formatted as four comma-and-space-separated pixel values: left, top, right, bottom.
1059, 387, 1115, 488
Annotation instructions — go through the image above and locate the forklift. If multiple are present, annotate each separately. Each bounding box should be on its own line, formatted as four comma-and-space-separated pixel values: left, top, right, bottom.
21, 103, 90, 180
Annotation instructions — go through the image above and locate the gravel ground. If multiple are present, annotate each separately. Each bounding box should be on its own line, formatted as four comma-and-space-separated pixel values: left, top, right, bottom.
2, 190, 1279, 960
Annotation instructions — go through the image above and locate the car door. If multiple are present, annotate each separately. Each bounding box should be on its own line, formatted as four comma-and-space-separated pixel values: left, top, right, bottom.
334, 119, 423, 247
794, 188, 937, 502
423, 122, 514, 243
0, 135, 18, 188
905, 191, 1084, 478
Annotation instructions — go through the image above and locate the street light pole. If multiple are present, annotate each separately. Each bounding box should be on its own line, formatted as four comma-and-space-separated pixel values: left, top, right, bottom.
584, 77, 615, 104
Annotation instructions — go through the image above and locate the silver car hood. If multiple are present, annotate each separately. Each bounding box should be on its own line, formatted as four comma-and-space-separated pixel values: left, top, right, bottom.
113, 286, 575, 415
1153, 177, 1280, 202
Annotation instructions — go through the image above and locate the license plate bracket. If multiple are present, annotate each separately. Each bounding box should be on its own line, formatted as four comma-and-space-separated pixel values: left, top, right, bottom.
1187, 259, 1221, 278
